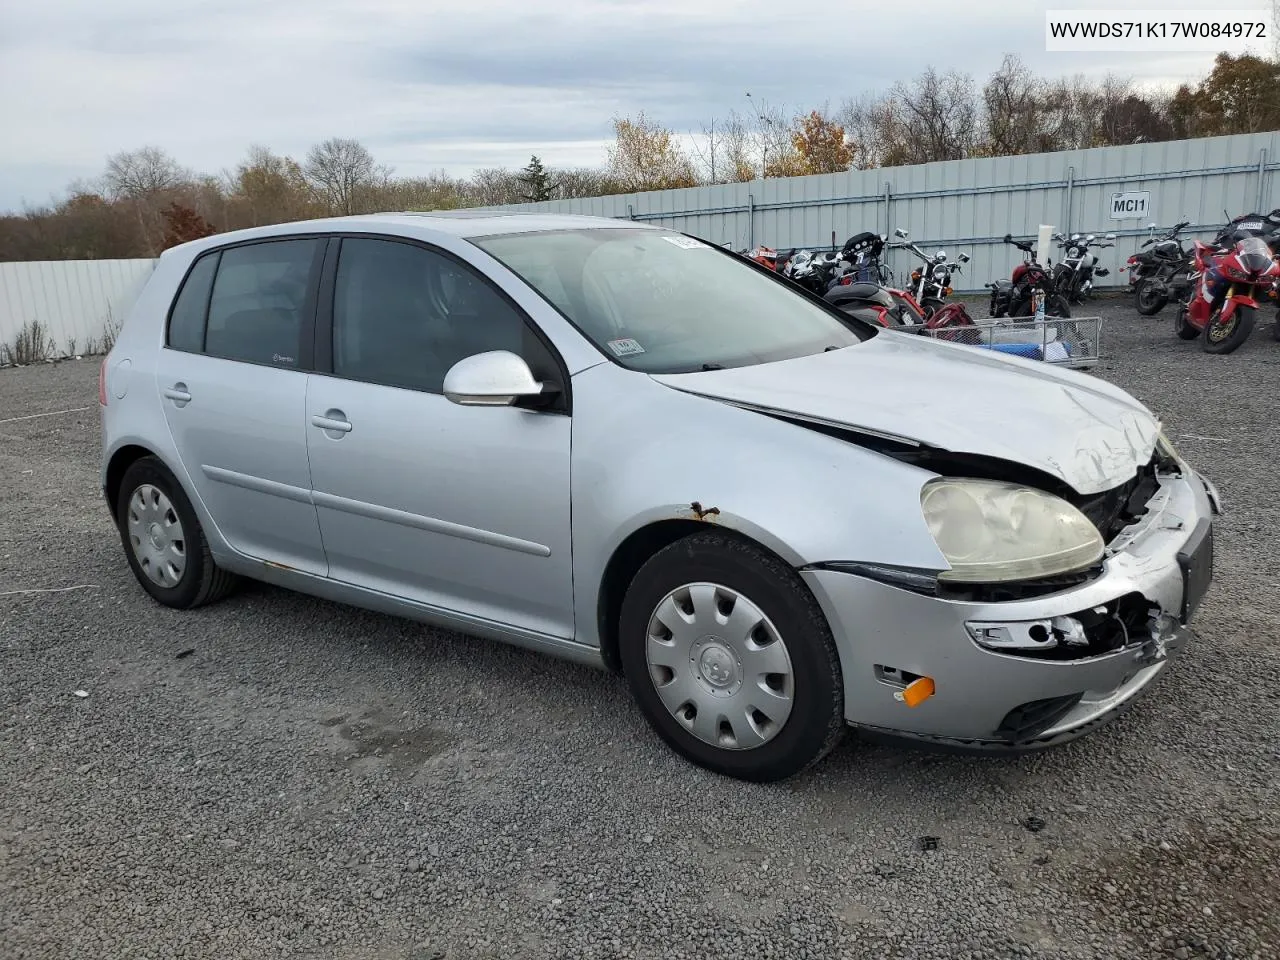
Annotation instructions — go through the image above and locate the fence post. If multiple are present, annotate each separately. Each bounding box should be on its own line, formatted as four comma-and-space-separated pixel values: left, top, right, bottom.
882, 181, 892, 236
627, 203, 635, 221
1063, 165, 1075, 235
747, 193, 755, 249
1257, 149, 1269, 212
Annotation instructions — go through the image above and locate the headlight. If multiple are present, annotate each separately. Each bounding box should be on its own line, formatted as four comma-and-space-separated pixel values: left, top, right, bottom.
920, 479, 1104, 583
1156, 428, 1183, 466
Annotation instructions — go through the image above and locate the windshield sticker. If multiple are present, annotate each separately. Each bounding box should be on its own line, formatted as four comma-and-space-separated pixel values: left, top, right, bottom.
661, 235, 705, 250
607, 338, 646, 357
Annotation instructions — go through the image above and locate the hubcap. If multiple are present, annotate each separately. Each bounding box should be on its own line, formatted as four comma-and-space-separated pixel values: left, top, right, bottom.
645, 582, 794, 751
126, 484, 187, 588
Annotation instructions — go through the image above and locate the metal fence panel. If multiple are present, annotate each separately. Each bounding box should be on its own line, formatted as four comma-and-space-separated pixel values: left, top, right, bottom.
0, 258, 157, 359
488, 131, 1280, 293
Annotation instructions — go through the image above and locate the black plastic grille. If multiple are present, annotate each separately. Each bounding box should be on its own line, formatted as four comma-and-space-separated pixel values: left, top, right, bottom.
995, 694, 1084, 742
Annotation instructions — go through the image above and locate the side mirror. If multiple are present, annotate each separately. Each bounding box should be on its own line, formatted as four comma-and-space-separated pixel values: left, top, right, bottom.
1105, 233, 1116, 240
443, 350, 548, 407
1003, 233, 1013, 243
894, 228, 909, 238
958, 252, 971, 263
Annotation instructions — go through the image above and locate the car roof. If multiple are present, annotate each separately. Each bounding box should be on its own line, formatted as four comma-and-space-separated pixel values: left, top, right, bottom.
160, 211, 657, 259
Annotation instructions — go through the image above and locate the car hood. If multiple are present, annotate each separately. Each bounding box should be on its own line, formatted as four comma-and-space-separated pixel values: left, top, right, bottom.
650, 331, 1159, 496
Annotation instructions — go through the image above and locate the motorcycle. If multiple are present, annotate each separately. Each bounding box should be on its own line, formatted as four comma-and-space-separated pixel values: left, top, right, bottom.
1050, 231, 1115, 304
1126, 221, 1193, 316
840, 231, 895, 286
823, 276, 926, 327
891, 228, 971, 319
988, 234, 1072, 319
782, 248, 850, 296
1173, 235, 1280, 354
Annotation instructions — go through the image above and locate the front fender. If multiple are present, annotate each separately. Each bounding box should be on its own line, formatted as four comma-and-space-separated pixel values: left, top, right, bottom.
568, 362, 946, 647
1220, 294, 1259, 321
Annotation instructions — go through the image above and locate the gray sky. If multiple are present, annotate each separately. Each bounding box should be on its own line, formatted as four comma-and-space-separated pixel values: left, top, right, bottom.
0, 0, 1271, 212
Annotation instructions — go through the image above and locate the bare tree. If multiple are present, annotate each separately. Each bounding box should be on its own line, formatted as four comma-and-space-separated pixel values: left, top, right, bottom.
892, 68, 978, 163
980, 55, 1045, 156
304, 138, 390, 215
102, 147, 187, 201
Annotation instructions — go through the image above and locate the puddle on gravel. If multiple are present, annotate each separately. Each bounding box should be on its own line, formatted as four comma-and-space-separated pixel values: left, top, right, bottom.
322, 706, 454, 773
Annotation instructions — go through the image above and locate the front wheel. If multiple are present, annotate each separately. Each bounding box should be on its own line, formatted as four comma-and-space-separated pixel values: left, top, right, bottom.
1201, 304, 1255, 354
1135, 281, 1168, 316
618, 531, 844, 783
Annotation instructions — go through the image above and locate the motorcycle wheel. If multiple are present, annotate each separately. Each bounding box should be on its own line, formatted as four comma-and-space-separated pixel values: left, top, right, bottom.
1201, 305, 1255, 355
1173, 306, 1199, 340
1135, 281, 1168, 316
1045, 295, 1072, 318
920, 298, 943, 320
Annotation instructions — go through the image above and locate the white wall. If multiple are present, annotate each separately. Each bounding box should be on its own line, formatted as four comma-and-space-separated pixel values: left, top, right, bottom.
0, 258, 157, 360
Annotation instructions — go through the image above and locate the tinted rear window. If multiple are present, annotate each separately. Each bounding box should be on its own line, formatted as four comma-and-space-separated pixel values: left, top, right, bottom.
166, 252, 218, 353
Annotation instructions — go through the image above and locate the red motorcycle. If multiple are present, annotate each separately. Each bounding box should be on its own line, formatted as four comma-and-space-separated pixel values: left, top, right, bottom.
1174, 236, 1280, 354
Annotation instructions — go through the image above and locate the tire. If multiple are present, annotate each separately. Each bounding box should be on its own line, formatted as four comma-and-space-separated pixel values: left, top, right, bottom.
1174, 306, 1199, 340
1135, 281, 1168, 316
920, 298, 943, 320
1044, 295, 1072, 318
115, 456, 239, 609
618, 531, 844, 783
1201, 304, 1255, 355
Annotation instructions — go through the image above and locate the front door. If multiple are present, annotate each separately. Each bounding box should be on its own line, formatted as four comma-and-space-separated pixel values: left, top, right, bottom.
156, 237, 328, 575
304, 236, 574, 639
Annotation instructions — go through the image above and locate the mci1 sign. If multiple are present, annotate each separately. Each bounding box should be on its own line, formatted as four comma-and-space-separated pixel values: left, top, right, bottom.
1110, 191, 1152, 219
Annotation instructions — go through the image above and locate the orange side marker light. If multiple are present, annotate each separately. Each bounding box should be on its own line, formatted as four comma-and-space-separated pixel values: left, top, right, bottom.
894, 676, 936, 708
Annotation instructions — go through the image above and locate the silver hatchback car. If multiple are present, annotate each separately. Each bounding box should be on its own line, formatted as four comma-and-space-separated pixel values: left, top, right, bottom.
100, 212, 1220, 782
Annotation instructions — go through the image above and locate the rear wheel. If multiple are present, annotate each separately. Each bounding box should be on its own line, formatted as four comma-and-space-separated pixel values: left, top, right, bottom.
920, 298, 943, 320
1201, 305, 1255, 354
618, 531, 844, 783
1135, 281, 1168, 316
116, 456, 239, 609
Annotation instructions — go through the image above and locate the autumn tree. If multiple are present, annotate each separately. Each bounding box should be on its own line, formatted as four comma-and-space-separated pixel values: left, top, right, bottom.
230, 145, 313, 225
979, 55, 1047, 156
160, 202, 216, 250
607, 113, 697, 192
1172, 54, 1280, 137
791, 110, 854, 174
519, 155, 558, 202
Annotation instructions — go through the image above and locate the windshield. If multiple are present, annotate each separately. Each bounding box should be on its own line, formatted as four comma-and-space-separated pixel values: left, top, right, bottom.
471, 228, 868, 373
1237, 236, 1276, 274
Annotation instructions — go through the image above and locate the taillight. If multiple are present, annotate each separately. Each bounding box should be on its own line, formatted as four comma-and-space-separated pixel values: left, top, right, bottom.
98, 358, 108, 405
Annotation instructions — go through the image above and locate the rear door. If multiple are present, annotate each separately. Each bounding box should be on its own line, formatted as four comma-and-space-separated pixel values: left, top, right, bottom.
155, 237, 329, 575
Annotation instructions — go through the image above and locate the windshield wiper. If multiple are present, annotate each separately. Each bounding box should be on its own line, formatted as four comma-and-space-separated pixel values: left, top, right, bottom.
700, 362, 726, 371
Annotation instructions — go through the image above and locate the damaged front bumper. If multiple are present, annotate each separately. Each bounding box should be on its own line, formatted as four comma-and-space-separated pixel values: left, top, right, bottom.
801, 468, 1219, 752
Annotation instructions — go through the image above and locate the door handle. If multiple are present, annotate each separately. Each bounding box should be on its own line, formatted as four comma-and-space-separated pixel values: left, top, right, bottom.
163, 383, 192, 405
311, 412, 352, 433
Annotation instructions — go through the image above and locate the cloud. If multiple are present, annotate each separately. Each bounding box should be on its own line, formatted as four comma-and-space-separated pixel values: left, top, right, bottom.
0, 0, 1252, 211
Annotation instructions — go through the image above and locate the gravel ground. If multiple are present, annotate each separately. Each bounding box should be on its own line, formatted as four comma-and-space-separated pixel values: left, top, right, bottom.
2, 298, 1279, 960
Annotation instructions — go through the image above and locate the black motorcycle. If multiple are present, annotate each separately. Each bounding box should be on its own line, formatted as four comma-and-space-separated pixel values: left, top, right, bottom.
892, 228, 970, 318
1050, 231, 1115, 304
988, 235, 1072, 318
1127, 221, 1193, 316
823, 278, 924, 327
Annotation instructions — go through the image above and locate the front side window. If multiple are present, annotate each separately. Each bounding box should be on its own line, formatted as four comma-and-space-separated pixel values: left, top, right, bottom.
331, 237, 549, 394
472, 228, 869, 374
204, 238, 322, 367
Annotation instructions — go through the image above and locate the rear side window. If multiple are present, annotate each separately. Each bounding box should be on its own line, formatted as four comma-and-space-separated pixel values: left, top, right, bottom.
166, 252, 218, 352
204, 239, 323, 367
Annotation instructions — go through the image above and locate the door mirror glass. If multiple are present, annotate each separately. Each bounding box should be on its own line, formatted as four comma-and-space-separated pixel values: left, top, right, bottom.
443, 350, 546, 407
